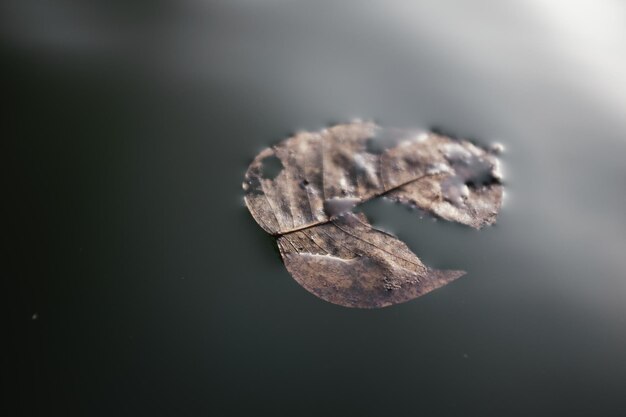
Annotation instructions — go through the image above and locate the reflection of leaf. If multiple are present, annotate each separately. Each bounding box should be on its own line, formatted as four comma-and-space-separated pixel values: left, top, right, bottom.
243, 121, 503, 308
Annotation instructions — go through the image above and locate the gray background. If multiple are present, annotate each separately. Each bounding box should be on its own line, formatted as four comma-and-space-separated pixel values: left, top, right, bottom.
5, 1, 626, 416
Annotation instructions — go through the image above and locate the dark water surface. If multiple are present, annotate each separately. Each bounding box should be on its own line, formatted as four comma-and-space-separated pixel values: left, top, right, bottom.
6, 1, 626, 416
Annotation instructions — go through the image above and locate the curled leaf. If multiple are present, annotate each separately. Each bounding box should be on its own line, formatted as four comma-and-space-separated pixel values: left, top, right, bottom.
243, 122, 503, 308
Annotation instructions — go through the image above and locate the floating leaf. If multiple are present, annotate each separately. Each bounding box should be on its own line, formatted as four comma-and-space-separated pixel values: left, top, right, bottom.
243, 121, 503, 308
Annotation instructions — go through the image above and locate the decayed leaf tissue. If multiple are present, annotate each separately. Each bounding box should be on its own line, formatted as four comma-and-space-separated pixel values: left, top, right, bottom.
243, 121, 503, 308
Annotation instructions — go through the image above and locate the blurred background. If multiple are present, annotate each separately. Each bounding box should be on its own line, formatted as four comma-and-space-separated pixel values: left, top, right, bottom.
4, 1, 626, 416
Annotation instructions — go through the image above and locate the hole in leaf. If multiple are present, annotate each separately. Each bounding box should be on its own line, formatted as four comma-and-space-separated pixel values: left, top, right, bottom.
260, 154, 284, 180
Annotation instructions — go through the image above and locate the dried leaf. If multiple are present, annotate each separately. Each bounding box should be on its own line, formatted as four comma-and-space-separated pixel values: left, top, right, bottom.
243, 121, 503, 308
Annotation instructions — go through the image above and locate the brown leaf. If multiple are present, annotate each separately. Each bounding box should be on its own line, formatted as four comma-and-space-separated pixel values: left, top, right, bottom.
243, 121, 503, 308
